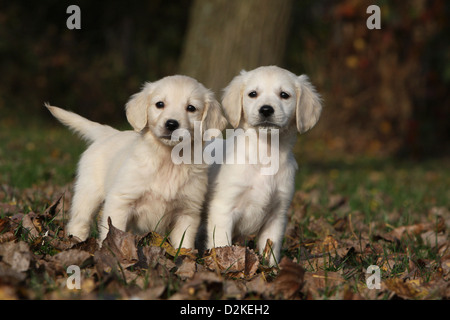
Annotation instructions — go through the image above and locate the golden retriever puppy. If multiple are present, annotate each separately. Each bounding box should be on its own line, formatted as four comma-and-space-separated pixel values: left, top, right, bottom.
205, 66, 322, 265
47, 75, 227, 248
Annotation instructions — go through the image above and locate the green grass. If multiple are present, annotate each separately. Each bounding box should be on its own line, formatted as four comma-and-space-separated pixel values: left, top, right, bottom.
0, 121, 85, 189
294, 154, 450, 226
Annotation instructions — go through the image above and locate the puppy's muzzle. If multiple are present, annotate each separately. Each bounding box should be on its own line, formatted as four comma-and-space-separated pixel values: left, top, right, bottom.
165, 119, 180, 132
259, 105, 275, 118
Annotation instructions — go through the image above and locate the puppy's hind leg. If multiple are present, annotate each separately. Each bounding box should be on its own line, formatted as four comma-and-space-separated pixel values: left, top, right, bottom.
66, 178, 103, 241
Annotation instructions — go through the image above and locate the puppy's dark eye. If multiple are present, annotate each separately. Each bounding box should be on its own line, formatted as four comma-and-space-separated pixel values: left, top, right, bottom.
248, 91, 258, 98
280, 92, 290, 99
187, 105, 196, 112
155, 101, 165, 108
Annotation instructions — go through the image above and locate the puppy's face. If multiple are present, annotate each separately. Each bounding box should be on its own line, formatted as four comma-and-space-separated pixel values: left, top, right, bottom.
146, 77, 208, 146
222, 66, 322, 134
126, 75, 227, 146
241, 69, 297, 130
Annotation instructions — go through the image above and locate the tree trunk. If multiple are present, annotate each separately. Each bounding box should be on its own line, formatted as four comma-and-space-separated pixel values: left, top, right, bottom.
179, 0, 293, 94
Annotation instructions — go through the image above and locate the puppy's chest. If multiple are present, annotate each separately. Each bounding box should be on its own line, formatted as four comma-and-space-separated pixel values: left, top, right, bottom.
236, 171, 281, 211
130, 166, 204, 233
142, 164, 200, 201
232, 160, 296, 213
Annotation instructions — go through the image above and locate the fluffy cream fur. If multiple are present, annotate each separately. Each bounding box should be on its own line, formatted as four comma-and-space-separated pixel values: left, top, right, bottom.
47, 75, 227, 248
205, 66, 322, 265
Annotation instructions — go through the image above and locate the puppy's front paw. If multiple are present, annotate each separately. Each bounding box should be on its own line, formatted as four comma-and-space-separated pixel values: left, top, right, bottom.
66, 222, 89, 242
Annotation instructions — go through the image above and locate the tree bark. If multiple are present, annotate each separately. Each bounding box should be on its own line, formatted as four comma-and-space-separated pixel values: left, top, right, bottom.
179, 0, 293, 95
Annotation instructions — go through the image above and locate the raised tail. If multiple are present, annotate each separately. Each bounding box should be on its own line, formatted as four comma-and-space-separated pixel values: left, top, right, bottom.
45, 103, 119, 143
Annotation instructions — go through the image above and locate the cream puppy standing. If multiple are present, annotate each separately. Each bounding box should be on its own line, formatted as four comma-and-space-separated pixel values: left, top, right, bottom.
205, 66, 322, 265
47, 75, 227, 248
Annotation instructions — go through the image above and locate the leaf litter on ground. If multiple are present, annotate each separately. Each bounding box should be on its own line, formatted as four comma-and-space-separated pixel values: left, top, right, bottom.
0, 186, 449, 300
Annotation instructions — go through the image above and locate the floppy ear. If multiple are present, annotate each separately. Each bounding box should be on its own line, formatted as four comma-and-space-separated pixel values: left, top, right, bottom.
221, 71, 246, 128
295, 75, 322, 134
201, 91, 228, 133
125, 82, 152, 132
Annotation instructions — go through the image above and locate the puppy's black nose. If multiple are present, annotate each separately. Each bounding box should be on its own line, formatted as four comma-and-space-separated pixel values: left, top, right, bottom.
259, 105, 274, 117
165, 119, 179, 131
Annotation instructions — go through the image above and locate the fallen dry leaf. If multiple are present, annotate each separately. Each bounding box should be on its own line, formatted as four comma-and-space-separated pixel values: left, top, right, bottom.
136, 244, 177, 281
175, 256, 197, 280
203, 245, 259, 278
171, 271, 223, 300
0, 231, 15, 243
132, 285, 166, 300
245, 275, 272, 298
20, 214, 40, 239
308, 216, 337, 237
0, 284, 18, 300
139, 231, 196, 259
42, 194, 63, 219
303, 270, 344, 299
385, 278, 430, 299
273, 257, 305, 299
71, 237, 98, 254
328, 194, 347, 211
0, 202, 19, 215
0, 218, 9, 233
223, 279, 246, 299
311, 235, 339, 255
49, 249, 92, 272
102, 217, 139, 265
0, 217, 15, 243
0, 261, 27, 286
0, 241, 32, 273
420, 230, 448, 251
94, 218, 139, 275
47, 236, 80, 251
138, 245, 166, 268
332, 216, 348, 232
441, 255, 450, 278
382, 216, 446, 242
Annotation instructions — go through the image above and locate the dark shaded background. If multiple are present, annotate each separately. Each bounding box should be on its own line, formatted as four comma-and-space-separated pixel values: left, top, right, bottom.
0, 0, 448, 158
